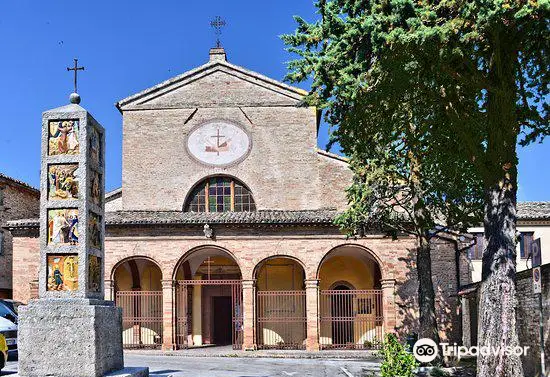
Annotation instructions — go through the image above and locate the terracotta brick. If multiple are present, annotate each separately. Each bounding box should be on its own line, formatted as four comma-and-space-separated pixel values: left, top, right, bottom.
0, 177, 39, 298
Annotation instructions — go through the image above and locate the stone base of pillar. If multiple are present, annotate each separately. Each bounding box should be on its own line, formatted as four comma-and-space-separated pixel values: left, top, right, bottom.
161, 343, 175, 351
242, 344, 257, 351
305, 342, 320, 352
17, 299, 149, 377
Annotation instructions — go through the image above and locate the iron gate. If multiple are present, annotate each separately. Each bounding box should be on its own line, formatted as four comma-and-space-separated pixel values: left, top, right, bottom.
256, 290, 306, 349
115, 290, 163, 348
319, 289, 383, 349
175, 280, 243, 350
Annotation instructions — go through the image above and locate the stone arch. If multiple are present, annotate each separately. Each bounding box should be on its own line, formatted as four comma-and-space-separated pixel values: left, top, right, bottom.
111, 255, 163, 292
317, 243, 385, 283
329, 280, 356, 290
111, 255, 163, 348
252, 254, 307, 281
172, 244, 242, 281
317, 244, 385, 350
253, 255, 308, 349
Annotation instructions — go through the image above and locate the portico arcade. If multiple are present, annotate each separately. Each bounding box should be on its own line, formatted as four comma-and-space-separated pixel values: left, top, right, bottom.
106, 240, 395, 351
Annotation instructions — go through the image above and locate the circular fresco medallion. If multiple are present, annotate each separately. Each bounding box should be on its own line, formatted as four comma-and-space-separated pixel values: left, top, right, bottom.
186, 120, 251, 167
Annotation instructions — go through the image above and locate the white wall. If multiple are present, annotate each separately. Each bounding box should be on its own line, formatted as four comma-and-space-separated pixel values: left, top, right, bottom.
467, 222, 550, 283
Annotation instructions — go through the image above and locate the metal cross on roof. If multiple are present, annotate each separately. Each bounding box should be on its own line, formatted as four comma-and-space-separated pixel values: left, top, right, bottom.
67, 58, 85, 93
210, 16, 226, 48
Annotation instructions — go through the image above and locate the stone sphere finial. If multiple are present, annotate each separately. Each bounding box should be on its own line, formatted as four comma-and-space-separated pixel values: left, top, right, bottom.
69, 92, 81, 104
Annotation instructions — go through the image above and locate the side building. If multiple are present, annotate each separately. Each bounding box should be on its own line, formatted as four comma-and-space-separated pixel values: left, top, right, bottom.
466, 201, 550, 281
460, 204, 550, 376
0, 173, 40, 299
7, 47, 466, 351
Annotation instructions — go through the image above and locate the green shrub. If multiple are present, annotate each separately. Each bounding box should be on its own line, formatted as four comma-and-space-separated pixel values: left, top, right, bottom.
379, 334, 418, 377
429, 367, 449, 377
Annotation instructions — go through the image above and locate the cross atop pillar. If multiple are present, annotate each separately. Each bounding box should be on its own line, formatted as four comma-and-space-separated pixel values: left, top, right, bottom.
67, 58, 85, 94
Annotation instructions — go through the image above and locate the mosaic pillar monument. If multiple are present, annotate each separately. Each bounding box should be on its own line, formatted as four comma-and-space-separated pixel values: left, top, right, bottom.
17, 91, 148, 377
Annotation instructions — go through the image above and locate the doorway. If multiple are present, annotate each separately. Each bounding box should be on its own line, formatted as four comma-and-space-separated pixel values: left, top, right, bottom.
212, 296, 232, 345
331, 285, 354, 346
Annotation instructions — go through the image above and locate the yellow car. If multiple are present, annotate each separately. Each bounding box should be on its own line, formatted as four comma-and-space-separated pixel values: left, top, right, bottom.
0, 333, 7, 372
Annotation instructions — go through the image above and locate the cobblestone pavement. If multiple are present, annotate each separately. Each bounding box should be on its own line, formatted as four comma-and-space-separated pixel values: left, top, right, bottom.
1, 351, 382, 377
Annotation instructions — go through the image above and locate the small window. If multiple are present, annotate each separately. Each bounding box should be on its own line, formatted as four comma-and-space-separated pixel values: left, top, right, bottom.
468, 233, 484, 260
184, 176, 256, 213
519, 232, 534, 259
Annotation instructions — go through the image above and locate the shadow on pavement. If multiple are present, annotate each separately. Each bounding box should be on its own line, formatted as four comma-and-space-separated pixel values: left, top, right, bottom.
151, 370, 181, 374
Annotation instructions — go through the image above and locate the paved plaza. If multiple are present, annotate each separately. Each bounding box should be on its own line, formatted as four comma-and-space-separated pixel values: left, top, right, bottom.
2, 352, 381, 377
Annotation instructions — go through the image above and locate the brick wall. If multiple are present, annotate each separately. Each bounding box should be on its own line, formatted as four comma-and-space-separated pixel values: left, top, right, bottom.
0, 180, 39, 298
10, 231, 39, 302
394, 236, 465, 344
121, 107, 352, 212
119, 58, 352, 212
462, 264, 550, 376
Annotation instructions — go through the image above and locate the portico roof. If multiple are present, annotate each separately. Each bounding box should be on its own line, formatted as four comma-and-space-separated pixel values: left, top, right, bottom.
5, 202, 550, 230
6, 209, 340, 229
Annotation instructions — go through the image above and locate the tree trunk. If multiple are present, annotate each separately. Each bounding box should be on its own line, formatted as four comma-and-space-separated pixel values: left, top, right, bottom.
417, 235, 441, 345
477, 30, 524, 377
408, 131, 441, 351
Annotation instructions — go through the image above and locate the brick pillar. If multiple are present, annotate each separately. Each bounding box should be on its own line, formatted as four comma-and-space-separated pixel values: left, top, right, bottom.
104, 279, 114, 301
381, 278, 397, 335
305, 279, 320, 351
161, 279, 175, 350
242, 279, 256, 350
192, 275, 202, 346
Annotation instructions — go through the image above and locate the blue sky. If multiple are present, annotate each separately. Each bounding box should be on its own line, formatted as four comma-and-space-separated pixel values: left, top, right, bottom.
0, 1, 548, 200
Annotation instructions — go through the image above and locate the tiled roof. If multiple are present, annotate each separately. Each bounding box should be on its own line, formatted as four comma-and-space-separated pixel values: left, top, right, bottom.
107, 210, 339, 225
0, 173, 39, 194
516, 201, 550, 220
6, 202, 550, 230
6, 209, 340, 229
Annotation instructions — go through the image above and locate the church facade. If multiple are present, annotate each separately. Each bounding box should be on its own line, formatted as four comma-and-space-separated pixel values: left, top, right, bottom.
7, 48, 465, 351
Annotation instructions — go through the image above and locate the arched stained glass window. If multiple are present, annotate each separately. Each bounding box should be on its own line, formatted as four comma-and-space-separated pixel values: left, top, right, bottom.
184, 176, 256, 212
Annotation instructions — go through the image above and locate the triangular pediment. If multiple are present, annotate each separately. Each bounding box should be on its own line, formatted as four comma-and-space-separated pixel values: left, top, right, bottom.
116, 60, 307, 111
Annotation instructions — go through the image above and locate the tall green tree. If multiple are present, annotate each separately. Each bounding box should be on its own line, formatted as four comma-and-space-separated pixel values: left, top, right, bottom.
336, 90, 484, 347
283, 0, 548, 376
283, 0, 484, 349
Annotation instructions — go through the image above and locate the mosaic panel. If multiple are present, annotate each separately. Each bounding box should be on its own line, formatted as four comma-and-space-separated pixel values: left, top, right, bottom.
88, 212, 101, 250
89, 126, 101, 166
48, 164, 79, 200
88, 255, 101, 292
48, 209, 79, 245
91, 170, 102, 206
48, 120, 80, 155
47, 254, 79, 291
